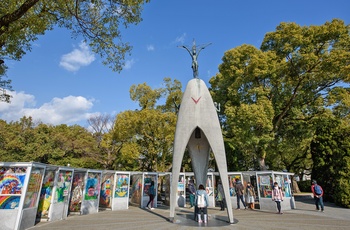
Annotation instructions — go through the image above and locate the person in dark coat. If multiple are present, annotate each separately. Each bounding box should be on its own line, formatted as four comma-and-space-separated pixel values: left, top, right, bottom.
235, 179, 246, 210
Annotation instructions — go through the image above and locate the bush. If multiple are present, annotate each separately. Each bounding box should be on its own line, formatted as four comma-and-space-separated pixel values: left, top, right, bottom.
310, 118, 350, 208
297, 180, 312, 193
333, 176, 350, 208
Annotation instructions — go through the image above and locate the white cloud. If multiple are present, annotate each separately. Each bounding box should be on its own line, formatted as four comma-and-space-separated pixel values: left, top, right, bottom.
147, 44, 155, 51
0, 91, 36, 113
175, 33, 187, 44
123, 59, 135, 70
0, 91, 97, 125
59, 41, 95, 72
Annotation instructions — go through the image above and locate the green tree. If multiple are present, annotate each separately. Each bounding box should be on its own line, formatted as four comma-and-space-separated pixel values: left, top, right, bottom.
0, 116, 103, 168
0, 66, 11, 103
0, 117, 56, 163
311, 117, 350, 207
49, 124, 100, 168
0, 0, 150, 102
111, 78, 180, 171
111, 109, 177, 172
160, 77, 182, 114
130, 82, 162, 110
112, 110, 143, 170
0, 116, 36, 162
22, 122, 54, 163
210, 19, 350, 171
135, 109, 176, 171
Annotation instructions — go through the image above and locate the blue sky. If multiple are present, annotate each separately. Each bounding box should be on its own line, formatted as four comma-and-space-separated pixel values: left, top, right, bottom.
1, 0, 349, 127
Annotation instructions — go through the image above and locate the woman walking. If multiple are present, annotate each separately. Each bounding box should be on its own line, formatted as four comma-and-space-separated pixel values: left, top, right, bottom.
245, 182, 256, 210
146, 181, 155, 210
272, 182, 284, 214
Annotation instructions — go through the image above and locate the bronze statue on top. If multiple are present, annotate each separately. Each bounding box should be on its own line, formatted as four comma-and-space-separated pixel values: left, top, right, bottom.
179, 40, 211, 78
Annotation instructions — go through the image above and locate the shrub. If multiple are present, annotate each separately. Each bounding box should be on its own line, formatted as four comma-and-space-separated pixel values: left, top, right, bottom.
297, 180, 312, 193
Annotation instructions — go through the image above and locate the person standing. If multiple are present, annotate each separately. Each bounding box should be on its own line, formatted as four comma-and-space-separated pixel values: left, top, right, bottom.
235, 179, 246, 210
195, 184, 209, 223
188, 179, 196, 208
146, 181, 155, 210
217, 179, 226, 211
245, 182, 256, 210
272, 182, 284, 214
311, 180, 324, 212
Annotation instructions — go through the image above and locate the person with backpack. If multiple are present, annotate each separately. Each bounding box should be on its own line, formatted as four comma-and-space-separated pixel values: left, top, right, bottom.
195, 184, 209, 223
217, 179, 226, 211
311, 180, 324, 212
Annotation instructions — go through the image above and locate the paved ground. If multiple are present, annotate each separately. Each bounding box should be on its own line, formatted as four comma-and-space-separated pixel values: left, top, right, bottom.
29, 194, 350, 230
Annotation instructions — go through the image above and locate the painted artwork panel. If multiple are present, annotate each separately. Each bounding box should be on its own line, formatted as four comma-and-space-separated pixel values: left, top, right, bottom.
130, 174, 142, 205
0, 168, 26, 195
0, 167, 27, 175
100, 173, 114, 207
0, 196, 20, 209
143, 177, 152, 196
228, 174, 241, 197
143, 175, 157, 197
55, 170, 73, 203
23, 168, 44, 208
177, 175, 184, 196
114, 174, 129, 198
37, 170, 55, 218
69, 172, 85, 212
84, 172, 101, 200
206, 175, 213, 196
283, 175, 291, 197
258, 174, 273, 198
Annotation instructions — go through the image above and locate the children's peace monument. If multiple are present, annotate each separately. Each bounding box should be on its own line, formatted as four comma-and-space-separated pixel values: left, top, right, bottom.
169, 40, 234, 224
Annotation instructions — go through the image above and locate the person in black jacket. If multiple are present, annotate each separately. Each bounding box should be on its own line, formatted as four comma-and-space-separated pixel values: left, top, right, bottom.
235, 179, 246, 210
188, 179, 196, 208
146, 181, 155, 210
217, 179, 226, 211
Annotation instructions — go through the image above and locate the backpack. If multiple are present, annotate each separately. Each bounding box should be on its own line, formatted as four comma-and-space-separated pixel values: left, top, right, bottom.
197, 194, 205, 208
314, 185, 322, 195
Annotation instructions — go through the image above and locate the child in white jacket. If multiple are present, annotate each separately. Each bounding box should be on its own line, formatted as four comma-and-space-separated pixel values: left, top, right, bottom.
195, 184, 209, 223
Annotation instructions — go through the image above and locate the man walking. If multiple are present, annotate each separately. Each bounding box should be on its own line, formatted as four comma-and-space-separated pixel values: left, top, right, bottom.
188, 179, 196, 208
311, 180, 325, 212
235, 179, 246, 210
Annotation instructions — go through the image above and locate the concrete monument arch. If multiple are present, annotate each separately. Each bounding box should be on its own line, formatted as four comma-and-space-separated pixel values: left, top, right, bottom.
169, 77, 234, 224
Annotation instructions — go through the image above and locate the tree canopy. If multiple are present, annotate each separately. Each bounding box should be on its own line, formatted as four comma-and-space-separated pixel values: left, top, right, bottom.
0, 0, 150, 102
310, 117, 350, 207
210, 19, 350, 173
121, 78, 181, 171
0, 116, 101, 168
0, 78, 181, 172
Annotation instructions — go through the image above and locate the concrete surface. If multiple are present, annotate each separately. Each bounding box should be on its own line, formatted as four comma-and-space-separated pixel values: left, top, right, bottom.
29, 194, 350, 230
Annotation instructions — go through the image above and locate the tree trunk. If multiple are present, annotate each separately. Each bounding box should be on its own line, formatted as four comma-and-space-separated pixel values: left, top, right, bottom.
259, 157, 267, 170
292, 178, 301, 193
